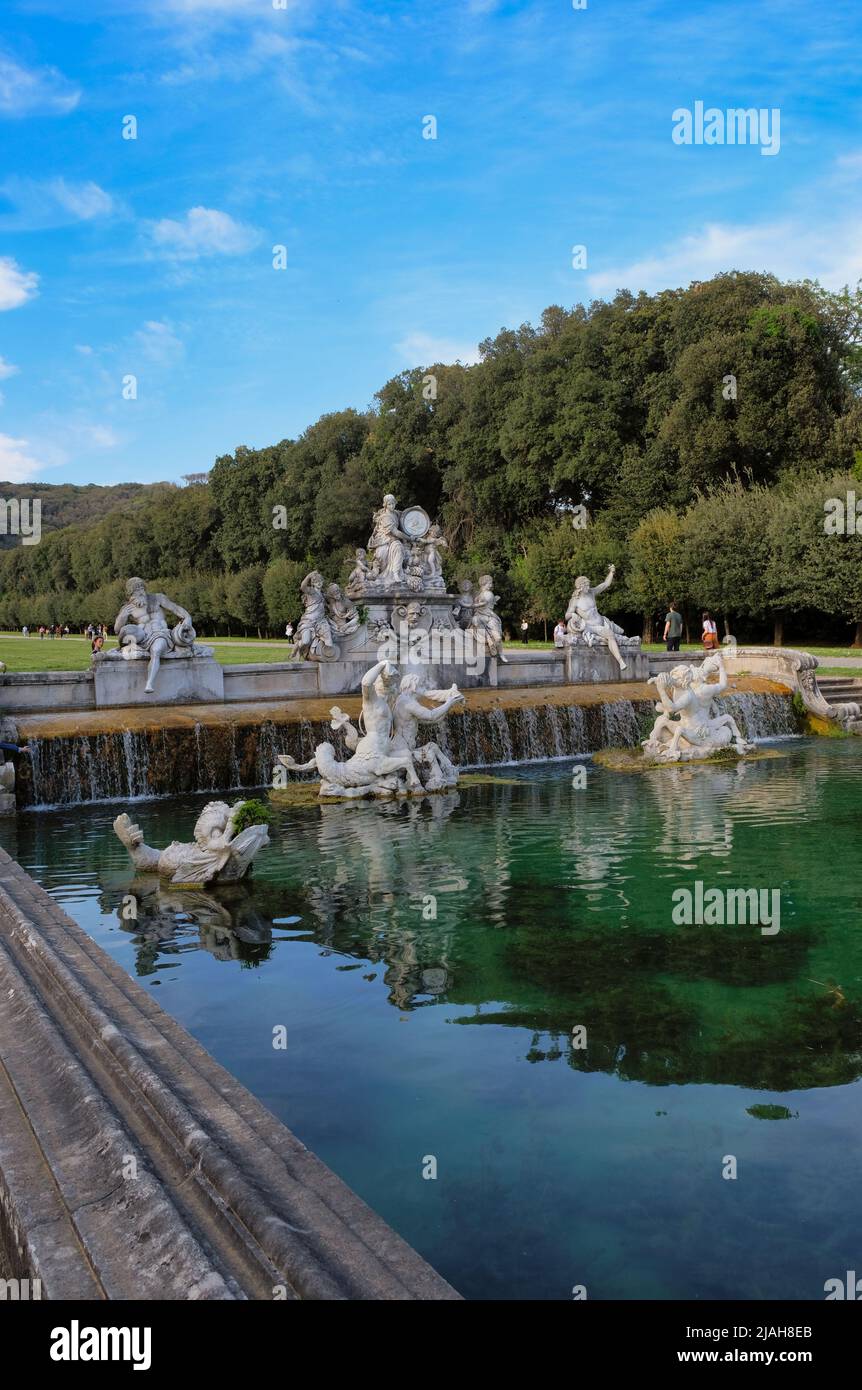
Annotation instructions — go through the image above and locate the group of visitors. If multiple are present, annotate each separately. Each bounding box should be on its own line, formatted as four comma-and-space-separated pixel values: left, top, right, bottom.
663, 604, 720, 652
34, 624, 70, 639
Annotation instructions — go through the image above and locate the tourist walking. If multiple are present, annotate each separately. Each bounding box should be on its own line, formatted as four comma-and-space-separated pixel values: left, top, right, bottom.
553, 620, 567, 647
663, 602, 683, 652
702, 612, 719, 651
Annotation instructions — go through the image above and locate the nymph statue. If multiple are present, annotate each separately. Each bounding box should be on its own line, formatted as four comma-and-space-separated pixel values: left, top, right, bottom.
392, 674, 464, 790
325, 583, 360, 636
565, 566, 634, 673
290, 571, 337, 660
368, 494, 410, 587
472, 575, 508, 663
113, 802, 270, 884
277, 658, 464, 799
278, 659, 424, 798
642, 653, 754, 762
108, 577, 211, 693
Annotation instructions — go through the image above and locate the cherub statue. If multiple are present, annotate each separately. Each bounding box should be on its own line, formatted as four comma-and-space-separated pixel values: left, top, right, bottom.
423, 524, 447, 587
346, 548, 371, 598
113, 802, 269, 884
642, 653, 754, 762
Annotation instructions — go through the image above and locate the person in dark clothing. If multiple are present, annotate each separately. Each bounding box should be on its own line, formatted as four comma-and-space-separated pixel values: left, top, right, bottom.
663, 602, 683, 652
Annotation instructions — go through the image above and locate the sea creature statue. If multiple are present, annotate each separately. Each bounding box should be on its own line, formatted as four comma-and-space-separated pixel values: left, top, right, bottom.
564, 566, 639, 673
113, 802, 270, 884
105, 577, 213, 693
290, 571, 337, 660
276, 658, 465, 799
642, 653, 755, 763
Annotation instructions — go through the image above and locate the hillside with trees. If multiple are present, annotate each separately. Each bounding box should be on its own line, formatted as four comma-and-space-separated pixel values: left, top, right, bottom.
2, 271, 861, 643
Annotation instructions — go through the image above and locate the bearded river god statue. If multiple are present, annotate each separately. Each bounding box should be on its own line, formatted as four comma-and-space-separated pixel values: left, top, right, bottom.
276, 658, 465, 799
113, 801, 270, 884
102, 577, 214, 693
642, 653, 755, 763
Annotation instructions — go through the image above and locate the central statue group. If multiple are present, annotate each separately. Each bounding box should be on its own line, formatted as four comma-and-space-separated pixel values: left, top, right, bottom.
277, 658, 465, 800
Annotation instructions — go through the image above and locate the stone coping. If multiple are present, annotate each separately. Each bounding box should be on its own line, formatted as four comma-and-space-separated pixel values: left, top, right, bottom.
0, 849, 460, 1301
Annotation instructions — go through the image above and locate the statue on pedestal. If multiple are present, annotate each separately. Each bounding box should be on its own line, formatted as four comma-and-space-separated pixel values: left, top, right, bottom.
113, 802, 269, 884
325, 583, 360, 636
642, 653, 754, 762
290, 571, 337, 660
565, 566, 636, 673
105, 577, 213, 693
277, 658, 464, 799
368, 494, 410, 588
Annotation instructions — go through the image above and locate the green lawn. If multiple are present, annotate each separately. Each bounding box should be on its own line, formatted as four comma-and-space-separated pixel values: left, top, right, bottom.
1, 631, 861, 675
0, 633, 294, 672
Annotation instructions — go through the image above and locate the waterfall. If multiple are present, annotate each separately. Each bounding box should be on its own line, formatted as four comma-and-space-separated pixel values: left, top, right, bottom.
18, 692, 799, 808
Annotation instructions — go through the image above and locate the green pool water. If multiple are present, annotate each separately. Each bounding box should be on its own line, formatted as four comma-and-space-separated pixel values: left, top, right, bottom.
3, 737, 861, 1301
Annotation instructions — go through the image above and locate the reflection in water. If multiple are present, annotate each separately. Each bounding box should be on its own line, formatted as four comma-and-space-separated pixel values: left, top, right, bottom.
3, 739, 862, 1301
107, 878, 274, 971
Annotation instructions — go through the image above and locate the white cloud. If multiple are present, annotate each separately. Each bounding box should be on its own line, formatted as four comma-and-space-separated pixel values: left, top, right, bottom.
0, 357, 18, 380
395, 331, 481, 367
0, 257, 38, 310
0, 51, 80, 117
0, 176, 115, 229
148, 206, 260, 259
0, 433, 45, 483
132, 320, 184, 367
586, 212, 862, 299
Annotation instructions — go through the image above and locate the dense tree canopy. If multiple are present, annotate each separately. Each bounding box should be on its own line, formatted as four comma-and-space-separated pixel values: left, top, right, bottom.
2, 271, 861, 641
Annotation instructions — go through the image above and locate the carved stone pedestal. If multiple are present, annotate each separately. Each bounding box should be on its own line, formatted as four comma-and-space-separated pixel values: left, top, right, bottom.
93, 655, 225, 707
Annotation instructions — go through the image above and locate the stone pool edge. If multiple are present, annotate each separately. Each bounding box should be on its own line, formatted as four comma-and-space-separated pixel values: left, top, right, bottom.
0, 848, 460, 1301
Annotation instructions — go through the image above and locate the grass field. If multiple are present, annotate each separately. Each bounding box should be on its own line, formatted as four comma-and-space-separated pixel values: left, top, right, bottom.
0, 634, 294, 672
1, 631, 861, 674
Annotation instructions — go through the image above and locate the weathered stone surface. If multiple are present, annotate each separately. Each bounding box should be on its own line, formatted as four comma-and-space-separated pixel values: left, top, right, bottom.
0, 850, 460, 1300
94, 655, 225, 707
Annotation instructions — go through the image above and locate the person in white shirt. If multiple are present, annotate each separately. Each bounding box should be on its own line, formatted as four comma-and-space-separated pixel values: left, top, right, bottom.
702, 612, 719, 651
553, 621, 567, 647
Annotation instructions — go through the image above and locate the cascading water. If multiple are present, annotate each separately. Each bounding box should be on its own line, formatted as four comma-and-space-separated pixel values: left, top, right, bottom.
19, 692, 799, 808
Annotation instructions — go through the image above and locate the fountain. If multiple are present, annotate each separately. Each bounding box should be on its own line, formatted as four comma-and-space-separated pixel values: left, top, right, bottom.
113, 799, 270, 884
641, 653, 755, 763
276, 658, 465, 799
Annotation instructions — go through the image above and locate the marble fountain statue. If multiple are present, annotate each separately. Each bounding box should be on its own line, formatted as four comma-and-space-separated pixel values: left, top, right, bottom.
563, 565, 641, 674
288, 494, 507, 690
277, 657, 465, 800
92, 577, 225, 706
113, 801, 270, 884
642, 652, 755, 763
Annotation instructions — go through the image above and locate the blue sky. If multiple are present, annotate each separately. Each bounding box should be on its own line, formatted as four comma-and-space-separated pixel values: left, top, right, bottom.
1, 0, 861, 487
